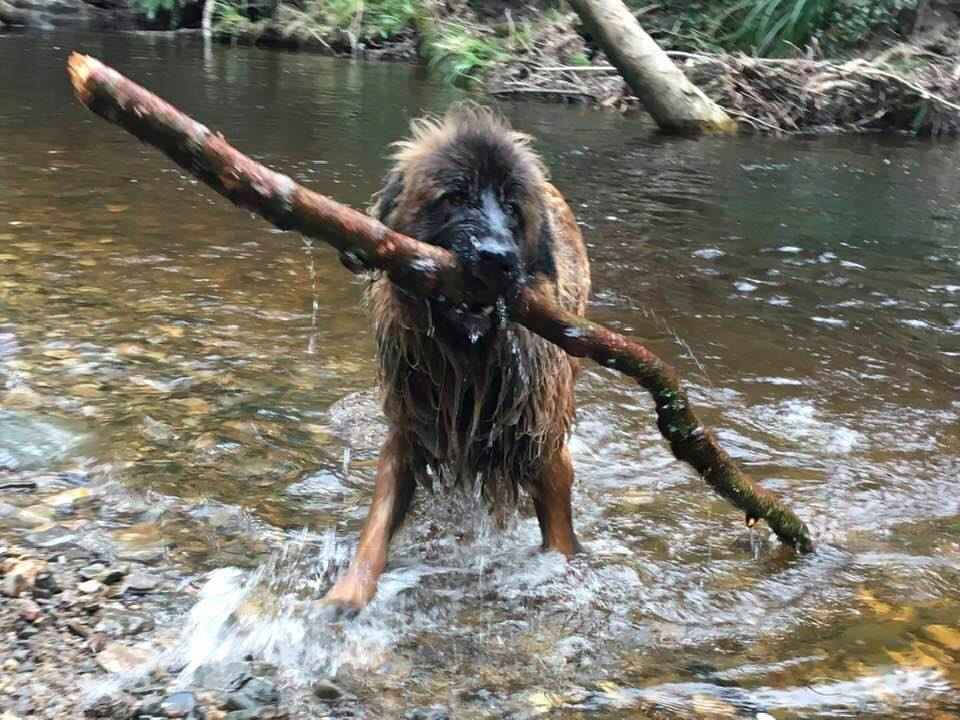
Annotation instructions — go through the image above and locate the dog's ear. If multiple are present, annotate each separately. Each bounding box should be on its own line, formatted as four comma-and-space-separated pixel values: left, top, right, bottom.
375, 169, 405, 224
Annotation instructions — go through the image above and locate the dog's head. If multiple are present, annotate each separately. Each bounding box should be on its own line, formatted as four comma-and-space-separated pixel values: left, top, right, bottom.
375, 106, 548, 337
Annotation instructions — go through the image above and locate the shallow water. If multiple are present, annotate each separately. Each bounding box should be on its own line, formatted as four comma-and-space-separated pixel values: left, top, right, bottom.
1, 29, 959, 719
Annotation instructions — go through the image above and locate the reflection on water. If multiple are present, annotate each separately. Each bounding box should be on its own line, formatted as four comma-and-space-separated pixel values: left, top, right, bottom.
1, 29, 959, 719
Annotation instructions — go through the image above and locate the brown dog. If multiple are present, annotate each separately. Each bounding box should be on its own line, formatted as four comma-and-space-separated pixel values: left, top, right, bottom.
324, 106, 590, 610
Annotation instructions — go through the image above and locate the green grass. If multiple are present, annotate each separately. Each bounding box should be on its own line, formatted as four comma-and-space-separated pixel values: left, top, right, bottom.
419, 18, 509, 88
640, 0, 920, 57
710, 0, 837, 56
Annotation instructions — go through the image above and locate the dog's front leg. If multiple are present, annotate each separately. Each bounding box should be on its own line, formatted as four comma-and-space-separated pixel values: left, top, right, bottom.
532, 445, 583, 558
323, 430, 416, 612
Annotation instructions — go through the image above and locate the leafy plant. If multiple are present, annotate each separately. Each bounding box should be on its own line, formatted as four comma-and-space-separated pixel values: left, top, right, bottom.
710, 0, 837, 56
419, 18, 508, 88
131, 0, 178, 23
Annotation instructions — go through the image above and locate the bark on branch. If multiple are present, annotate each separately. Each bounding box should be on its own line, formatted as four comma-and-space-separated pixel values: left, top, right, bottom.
67, 53, 813, 553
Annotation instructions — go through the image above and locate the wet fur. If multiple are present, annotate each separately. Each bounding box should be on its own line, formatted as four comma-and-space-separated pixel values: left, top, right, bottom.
368, 106, 590, 508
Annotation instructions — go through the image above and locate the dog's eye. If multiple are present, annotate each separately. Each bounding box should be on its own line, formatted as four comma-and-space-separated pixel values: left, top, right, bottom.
506, 200, 522, 220
446, 192, 466, 207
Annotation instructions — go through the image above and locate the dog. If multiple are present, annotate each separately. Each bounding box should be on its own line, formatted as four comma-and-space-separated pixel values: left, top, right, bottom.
324, 106, 591, 610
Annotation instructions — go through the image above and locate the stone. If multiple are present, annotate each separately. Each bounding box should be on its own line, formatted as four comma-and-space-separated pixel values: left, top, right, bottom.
125, 572, 160, 594
0, 411, 89, 472
43, 486, 95, 510
222, 709, 284, 720
99, 564, 129, 584
312, 679, 345, 701
95, 643, 157, 674
222, 711, 264, 720
0, 501, 50, 528
79, 563, 106, 581
237, 677, 277, 705
158, 692, 202, 719
403, 707, 450, 720
15, 621, 39, 639
18, 599, 41, 622
94, 610, 155, 637
1, 558, 45, 597
67, 619, 91, 638
32, 569, 61, 596
93, 615, 125, 637
77, 579, 103, 594
404, 709, 449, 720
23, 526, 77, 550
222, 677, 279, 714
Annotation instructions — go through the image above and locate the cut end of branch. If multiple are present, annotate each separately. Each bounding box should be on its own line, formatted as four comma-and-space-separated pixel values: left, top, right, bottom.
67, 52, 95, 105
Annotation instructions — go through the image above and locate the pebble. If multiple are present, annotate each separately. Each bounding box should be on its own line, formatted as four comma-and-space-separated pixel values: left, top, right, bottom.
79, 562, 107, 581
43, 486, 95, 510
95, 642, 158, 674
99, 564, 129, 584
77, 579, 103, 594
23, 526, 77, 550
142, 691, 202, 719
67, 619, 92, 638
94, 610, 155, 637
18, 599, 41, 622
31, 570, 61, 597
126, 572, 161, 594
1, 558, 45, 597
404, 709, 449, 720
312, 679, 345, 701
223, 676, 279, 715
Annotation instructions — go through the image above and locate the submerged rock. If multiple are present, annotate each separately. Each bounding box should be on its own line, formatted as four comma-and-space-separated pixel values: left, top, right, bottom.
0, 410, 89, 472
95, 643, 157, 674
142, 691, 203, 719
312, 679, 345, 701
94, 610, 155, 637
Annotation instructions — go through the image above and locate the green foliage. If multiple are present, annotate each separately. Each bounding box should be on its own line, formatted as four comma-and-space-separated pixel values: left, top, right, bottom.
213, 0, 269, 37
419, 18, 508, 88
313, 0, 418, 41
632, 0, 917, 57
130, 0, 178, 23
817, 0, 918, 55
567, 51, 591, 67
710, 0, 838, 56
213, 0, 421, 46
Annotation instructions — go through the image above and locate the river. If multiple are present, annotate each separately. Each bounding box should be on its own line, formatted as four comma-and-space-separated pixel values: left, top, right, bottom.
1, 29, 959, 719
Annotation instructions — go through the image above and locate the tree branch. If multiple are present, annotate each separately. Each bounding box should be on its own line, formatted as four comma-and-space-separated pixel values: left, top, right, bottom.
67, 52, 814, 554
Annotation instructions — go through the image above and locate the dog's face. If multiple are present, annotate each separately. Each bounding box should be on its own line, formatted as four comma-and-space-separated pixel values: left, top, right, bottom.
377, 108, 547, 339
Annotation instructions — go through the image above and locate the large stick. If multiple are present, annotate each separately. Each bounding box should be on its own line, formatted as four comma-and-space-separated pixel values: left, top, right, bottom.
67, 53, 814, 553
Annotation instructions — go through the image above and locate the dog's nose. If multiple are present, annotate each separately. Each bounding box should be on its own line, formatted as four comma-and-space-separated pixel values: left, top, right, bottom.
476, 237, 521, 279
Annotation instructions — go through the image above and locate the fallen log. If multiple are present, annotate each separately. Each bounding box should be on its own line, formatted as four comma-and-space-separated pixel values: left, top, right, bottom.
566, 0, 736, 135
67, 52, 814, 553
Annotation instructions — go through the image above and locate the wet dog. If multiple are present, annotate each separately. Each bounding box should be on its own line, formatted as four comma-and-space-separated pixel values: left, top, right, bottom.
324, 106, 590, 610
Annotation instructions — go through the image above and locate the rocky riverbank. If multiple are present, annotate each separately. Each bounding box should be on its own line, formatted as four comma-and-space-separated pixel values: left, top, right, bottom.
0, 478, 359, 720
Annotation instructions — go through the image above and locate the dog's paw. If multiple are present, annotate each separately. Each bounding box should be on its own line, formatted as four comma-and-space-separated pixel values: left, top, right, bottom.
319, 597, 363, 622
320, 578, 372, 620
